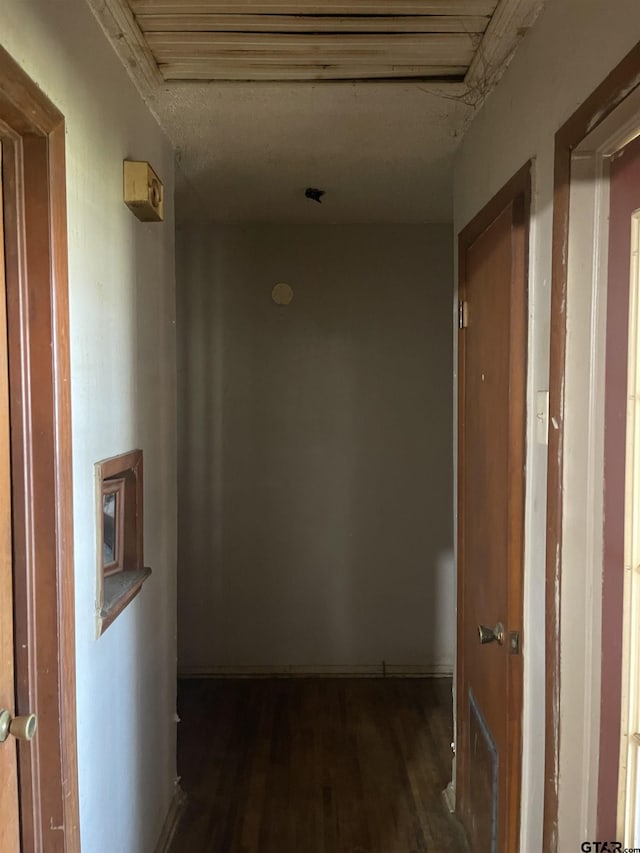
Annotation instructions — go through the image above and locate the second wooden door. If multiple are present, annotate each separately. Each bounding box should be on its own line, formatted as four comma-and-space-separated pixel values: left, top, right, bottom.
456, 166, 529, 853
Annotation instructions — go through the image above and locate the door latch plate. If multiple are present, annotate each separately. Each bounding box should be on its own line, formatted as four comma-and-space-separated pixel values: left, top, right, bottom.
509, 631, 521, 655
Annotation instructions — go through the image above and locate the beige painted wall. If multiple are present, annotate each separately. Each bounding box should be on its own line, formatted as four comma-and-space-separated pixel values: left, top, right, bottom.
454, 0, 640, 849
177, 224, 454, 673
1, 2, 177, 851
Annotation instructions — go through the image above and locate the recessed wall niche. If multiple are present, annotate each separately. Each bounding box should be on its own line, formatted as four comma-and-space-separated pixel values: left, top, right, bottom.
95, 449, 151, 635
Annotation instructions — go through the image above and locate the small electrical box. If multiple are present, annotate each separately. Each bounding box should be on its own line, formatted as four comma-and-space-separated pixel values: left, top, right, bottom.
123, 160, 164, 222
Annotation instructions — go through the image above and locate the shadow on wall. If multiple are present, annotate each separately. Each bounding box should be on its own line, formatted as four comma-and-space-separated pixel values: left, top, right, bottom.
70, 175, 178, 853
176, 224, 455, 675
88, 189, 178, 853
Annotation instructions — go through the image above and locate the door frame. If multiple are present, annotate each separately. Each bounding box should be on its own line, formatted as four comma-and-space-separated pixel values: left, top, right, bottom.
544, 41, 640, 853
456, 161, 530, 852
0, 46, 79, 850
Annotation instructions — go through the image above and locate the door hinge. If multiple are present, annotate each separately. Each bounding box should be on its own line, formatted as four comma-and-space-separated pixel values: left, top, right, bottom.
458, 300, 468, 329
509, 631, 521, 655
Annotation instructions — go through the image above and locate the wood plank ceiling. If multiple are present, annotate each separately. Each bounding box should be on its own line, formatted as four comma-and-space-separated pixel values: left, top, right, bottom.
126, 0, 500, 82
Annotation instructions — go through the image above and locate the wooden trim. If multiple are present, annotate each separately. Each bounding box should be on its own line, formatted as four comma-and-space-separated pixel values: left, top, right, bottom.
48, 117, 80, 853
464, 0, 543, 93
154, 785, 187, 853
0, 61, 62, 136
100, 567, 153, 633
0, 45, 79, 851
136, 13, 492, 33
544, 41, 640, 853
146, 31, 480, 57
147, 27, 477, 82
93, 0, 498, 84
506, 174, 529, 853
457, 160, 530, 853
599, 136, 640, 840
158, 62, 469, 81
85, 0, 163, 101
99, 448, 143, 479
130, 0, 498, 14
178, 664, 454, 678
159, 63, 469, 81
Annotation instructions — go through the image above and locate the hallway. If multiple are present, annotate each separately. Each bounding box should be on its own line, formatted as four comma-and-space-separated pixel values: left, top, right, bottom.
169, 678, 467, 853
4, 1, 640, 850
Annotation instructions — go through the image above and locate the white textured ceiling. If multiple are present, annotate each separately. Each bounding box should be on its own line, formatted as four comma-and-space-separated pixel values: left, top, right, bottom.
157, 81, 472, 224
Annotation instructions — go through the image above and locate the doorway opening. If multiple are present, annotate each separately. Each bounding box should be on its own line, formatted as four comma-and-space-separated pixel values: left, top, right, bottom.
171, 223, 466, 851
617, 140, 640, 846
545, 45, 640, 851
0, 45, 79, 850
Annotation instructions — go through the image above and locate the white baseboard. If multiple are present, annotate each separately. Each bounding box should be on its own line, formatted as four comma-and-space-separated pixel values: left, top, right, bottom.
154, 783, 187, 853
177, 663, 453, 679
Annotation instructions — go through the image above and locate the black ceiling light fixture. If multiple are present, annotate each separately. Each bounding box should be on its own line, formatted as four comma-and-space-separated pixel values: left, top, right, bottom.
305, 187, 325, 204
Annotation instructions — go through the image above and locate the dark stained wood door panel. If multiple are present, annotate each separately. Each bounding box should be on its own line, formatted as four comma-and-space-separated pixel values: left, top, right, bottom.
457, 165, 529, 853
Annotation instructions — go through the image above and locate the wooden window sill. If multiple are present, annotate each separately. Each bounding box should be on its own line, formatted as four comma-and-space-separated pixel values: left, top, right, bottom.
98, 567, 152, 635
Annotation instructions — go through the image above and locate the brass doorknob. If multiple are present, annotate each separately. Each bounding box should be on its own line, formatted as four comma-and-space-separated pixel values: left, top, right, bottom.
0, 709, 37, 742
478, 623, 505, 645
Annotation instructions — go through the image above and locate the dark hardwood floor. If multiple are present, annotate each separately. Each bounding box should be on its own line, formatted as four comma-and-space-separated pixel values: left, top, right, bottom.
170, 677, 468, 853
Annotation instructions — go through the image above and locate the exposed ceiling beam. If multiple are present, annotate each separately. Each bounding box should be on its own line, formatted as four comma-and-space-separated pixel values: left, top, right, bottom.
147, 30, 480, 62
86, 0, 163, 100
137, 13, 492, 34
130, 0, 497, 16
159, 61, 469, 81
87, 0, 546, 92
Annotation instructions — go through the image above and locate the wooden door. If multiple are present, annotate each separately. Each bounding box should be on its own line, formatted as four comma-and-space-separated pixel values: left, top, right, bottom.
0, 145, 20, 852
457, 166, 529, 853
0, 44, 80, 850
